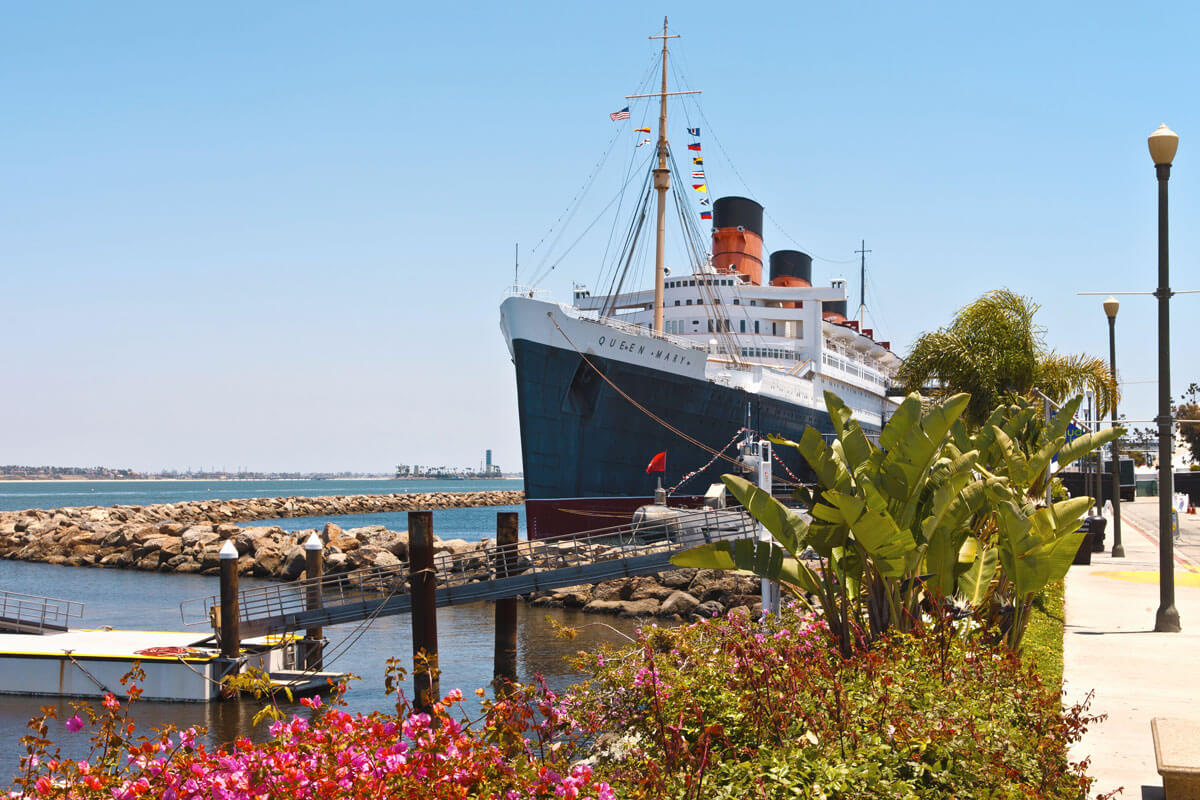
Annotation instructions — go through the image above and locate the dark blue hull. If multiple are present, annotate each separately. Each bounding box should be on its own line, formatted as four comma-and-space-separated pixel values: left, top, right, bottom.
512, 338, 873, 538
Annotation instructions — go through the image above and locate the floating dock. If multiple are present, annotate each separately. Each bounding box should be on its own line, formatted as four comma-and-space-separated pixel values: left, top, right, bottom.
0, 628, 339, 702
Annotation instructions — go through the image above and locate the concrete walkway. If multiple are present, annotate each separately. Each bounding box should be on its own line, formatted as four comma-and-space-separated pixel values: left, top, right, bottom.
1064, 496, 1200, 799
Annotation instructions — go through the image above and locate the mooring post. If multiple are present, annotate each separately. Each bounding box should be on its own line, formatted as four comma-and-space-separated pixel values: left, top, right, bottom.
218, 540, 241, 659
304, 533, 324, 671
493, 512, 519, 692
408, 510, 439, 713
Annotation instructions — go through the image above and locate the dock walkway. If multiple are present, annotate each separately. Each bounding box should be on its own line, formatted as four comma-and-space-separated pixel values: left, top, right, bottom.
183, 507, 758, 639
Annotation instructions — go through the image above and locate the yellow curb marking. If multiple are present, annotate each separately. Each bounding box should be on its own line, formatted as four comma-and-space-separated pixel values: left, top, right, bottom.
1092, 570, 1200, 587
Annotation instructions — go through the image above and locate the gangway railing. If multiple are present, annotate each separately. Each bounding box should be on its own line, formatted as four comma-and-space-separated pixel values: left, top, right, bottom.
0, 590, 84, 635
180, 507, 757, 639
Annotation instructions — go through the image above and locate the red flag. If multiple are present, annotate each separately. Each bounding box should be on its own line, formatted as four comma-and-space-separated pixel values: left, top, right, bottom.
645, 452, 666, 473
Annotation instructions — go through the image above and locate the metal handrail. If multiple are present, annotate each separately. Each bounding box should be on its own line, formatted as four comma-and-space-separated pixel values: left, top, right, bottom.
0, 590, 84, 633
180, 506, 757, 630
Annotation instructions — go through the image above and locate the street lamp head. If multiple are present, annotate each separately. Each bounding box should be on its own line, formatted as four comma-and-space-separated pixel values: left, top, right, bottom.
1104, 295, 1120, 319
1148, 123, 1179, 166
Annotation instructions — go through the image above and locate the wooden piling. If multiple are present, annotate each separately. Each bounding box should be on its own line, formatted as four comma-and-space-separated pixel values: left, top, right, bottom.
218, 540, 240, 659
304, 533, 324, 671
408, 511, 439, 713
493, 512, 519, 691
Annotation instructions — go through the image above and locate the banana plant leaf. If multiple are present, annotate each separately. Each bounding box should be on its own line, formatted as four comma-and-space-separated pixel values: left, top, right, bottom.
670, 539, 821, 596
721, 474, 809, 556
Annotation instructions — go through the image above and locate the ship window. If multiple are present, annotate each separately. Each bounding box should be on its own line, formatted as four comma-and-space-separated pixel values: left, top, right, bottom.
674, 300, 680, 306
772, 322, 778, 336
697, 298, 703, 304
733, 299, 740, 305
689, 280, 695, 286
686, 299, 692, 306
693, 320, 699, 326
714, 298, 721, 304
740, 320, 745, 333
754, 321, 760, 334
750, 300, 757, 306
707, 319, 713, 332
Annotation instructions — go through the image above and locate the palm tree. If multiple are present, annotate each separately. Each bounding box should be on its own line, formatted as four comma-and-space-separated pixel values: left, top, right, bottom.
896, 289, 1117, 426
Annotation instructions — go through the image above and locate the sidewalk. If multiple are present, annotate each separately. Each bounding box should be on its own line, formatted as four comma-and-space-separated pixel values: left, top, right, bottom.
1064, 496, 1200, 799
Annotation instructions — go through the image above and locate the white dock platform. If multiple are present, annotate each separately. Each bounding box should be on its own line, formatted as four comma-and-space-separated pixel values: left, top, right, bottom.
0, 628, 297, 702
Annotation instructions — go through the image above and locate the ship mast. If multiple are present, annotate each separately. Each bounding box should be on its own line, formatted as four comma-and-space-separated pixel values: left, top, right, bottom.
627, 18, 699, 334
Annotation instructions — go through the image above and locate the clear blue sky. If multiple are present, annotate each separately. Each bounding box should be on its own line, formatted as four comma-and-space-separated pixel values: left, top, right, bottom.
3, 2, 1198, 473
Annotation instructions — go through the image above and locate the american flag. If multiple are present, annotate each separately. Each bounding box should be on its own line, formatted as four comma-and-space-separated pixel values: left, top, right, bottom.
609, 106, 630, 121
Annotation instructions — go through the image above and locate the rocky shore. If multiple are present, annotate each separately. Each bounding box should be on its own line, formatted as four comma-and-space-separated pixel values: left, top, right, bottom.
0, 490, 761, 619
0, 491, 521, 576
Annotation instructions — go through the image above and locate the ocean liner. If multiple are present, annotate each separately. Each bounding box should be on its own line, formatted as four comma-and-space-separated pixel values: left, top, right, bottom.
500, 21, 901, 538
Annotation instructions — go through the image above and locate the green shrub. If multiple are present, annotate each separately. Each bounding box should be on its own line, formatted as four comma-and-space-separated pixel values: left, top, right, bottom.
567, 608, 1098, 799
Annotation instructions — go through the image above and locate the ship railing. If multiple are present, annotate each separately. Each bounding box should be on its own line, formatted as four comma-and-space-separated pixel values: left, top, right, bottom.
0, 589, 84, 634
180, 506, 759, 632
502, 286, 555, 301
820, 353, 887, 387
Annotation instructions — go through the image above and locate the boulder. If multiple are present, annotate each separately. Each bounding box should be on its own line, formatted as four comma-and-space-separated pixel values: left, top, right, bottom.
433, 538, 476, 556
329, 536, 360, 552
591, 580, 627, 602
281, 546, 306, 580
583, 598, 660, 617
181, 526, 219, 549
254, 546, 285, 576
629, 576, 674, 601
694, 600, 725, 618
324, 551, 350, 573
655, 568, 697, 589
373, 529, 410, 560
659, 590, 700, 617
322, 522, 344, 542
551, 585, 593, 607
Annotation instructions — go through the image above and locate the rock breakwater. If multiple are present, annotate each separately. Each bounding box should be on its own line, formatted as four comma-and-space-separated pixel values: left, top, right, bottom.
0, 491, 522, 576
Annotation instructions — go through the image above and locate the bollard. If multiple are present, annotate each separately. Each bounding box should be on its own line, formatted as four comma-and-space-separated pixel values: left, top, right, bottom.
493, 512, 519, 692
408, 511, 439, 714
304, 533, 324, 671
218, 540, 240, 659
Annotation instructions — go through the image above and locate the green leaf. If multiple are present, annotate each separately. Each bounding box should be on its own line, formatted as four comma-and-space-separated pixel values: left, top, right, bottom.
1055, 427, 1125, 473
669, 540, 819, 594
956, 547, 997, 605
721, 474, 809, 556
821, 490, 915, 577
798, 426, 853, 495
879, 394, 922, 453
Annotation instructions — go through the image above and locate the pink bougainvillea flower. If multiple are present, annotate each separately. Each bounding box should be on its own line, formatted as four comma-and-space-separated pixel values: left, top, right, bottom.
63, 714, 84, 732
103, 692, 120, 710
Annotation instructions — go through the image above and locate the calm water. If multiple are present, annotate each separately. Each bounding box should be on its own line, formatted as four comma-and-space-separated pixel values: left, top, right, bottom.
0, 480, 644, 778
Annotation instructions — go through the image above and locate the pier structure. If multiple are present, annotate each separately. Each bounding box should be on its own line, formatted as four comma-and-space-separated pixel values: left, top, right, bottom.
187, 506, 759, 700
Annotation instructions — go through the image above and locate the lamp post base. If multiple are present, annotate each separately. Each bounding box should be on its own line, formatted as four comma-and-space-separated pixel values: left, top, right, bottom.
1112, 543, 1126, 558
1156, 604, 1182, 633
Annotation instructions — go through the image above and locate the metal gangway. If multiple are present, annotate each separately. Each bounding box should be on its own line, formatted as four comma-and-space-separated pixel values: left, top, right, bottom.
180, 506, 757, 640
0, 590, 84, 635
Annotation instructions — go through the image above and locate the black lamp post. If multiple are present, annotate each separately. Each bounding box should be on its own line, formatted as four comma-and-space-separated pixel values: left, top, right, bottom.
1105, 296, 1124, 557
1150, 123, 1180, 633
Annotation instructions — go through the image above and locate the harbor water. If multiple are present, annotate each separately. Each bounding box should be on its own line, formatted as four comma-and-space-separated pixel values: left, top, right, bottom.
0, 480, 645, 777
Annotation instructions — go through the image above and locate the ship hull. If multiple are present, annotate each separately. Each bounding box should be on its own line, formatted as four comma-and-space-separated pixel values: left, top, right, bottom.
512, 336, 872, 538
